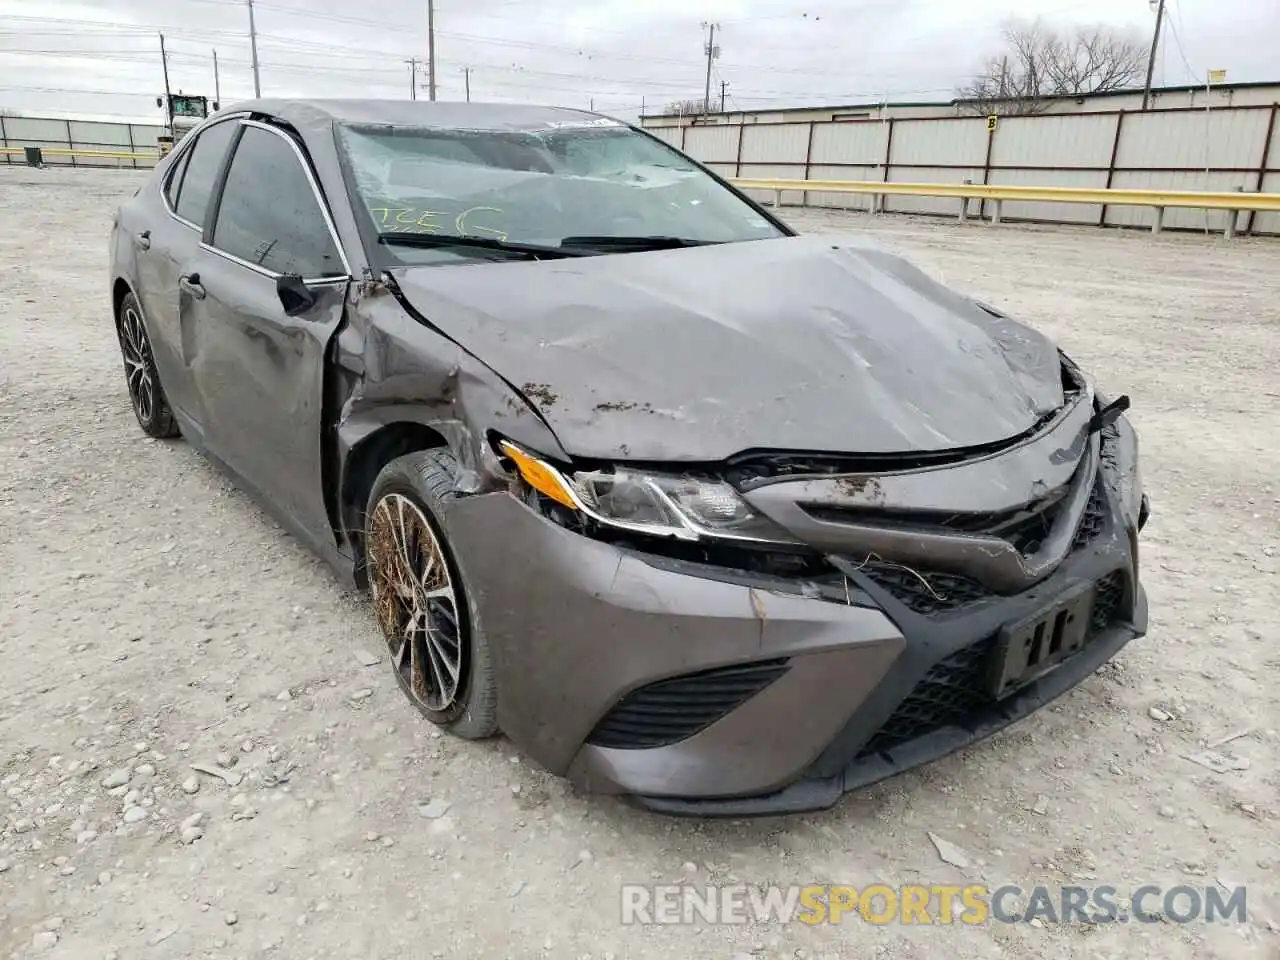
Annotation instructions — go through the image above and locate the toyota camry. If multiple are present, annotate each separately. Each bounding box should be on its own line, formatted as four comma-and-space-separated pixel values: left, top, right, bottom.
109, 100, 1150, 815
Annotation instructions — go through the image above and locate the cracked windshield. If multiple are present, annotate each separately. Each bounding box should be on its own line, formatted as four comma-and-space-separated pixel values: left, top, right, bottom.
338, 120, 783, 259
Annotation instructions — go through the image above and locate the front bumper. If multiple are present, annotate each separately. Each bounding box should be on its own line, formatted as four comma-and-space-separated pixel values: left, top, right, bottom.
441, 470, 1147, 816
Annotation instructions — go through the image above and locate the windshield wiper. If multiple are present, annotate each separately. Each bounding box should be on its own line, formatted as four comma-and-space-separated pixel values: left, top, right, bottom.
378, 232, 586, 259
558, 235, 720, 252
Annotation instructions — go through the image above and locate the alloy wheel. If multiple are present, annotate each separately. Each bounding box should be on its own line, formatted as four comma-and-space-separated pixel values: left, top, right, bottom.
119, 306, 155, 425
367, 493, 466, 712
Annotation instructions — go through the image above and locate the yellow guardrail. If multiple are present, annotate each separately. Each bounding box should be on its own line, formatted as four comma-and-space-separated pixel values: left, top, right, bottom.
729, 177, 1280, 237
1, 146, 158, 161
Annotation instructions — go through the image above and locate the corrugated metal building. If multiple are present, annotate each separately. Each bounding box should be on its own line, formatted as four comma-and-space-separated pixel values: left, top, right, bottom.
641, 80, 1280, 128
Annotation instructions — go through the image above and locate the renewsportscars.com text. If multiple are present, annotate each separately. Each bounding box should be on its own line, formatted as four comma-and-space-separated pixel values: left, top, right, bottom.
621, 883, 1248, 926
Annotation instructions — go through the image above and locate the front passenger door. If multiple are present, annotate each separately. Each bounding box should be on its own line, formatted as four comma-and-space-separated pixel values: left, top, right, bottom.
182, 120, 350, 548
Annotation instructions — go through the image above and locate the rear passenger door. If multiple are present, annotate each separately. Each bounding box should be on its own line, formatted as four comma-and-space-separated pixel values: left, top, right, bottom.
135, 116, 240, 429
182, 119, 350, 548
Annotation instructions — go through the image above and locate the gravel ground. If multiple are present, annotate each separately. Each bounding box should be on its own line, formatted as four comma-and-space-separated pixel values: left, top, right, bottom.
1, 166, 1278, 960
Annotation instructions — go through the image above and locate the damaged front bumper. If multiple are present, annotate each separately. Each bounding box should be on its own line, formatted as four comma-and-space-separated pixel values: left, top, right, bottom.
438, 430, 1148, 816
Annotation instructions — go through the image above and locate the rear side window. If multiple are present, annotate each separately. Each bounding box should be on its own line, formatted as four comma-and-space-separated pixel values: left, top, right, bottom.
174, 120, 237, 227
211, 125, 343, 277
163, 148, 192, 208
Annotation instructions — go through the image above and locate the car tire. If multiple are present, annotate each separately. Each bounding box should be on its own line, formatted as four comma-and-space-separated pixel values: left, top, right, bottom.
364, 448, 498, 740
116, 292, 180, 439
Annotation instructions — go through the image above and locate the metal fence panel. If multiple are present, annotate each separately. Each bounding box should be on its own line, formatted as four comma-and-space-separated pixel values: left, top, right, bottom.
885, 166, 985, 215
1105, 169, 1260, 229
68, 120, 134, 147
810, 121, 888, 165
1254, 171, 1280, 234
3, 117, 70, 142
740, 122, 807, 164
1270, 110, 1280, 171
646, 125, 683, 148
737, 163, 807, 203
985, 167, 1110, 223
890, 118, 987, 165
1115, 108, 1271, 170
805, 163, 884, 208
991, 113, 1117, 169
682, 124, 738, 164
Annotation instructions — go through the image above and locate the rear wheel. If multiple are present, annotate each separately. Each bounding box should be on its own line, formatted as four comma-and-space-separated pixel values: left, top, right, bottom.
117, 292, 179, 438
365, 449, 498, 739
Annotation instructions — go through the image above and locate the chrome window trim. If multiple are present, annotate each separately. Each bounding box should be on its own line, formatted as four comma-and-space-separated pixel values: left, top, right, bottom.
198, 241, 349, 287
203, 118, 353, 279
161, 111, 252, 233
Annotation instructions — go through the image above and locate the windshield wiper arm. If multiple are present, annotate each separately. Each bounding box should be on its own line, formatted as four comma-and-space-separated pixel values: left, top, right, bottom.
378, 232, 586, 259
558, 235, 719, 251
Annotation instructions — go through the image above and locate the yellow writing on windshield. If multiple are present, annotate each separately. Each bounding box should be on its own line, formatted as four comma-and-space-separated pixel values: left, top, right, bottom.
369, 205, 508, 242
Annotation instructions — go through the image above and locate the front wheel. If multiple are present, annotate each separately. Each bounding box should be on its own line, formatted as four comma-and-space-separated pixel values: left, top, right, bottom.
364, 449, 498, 739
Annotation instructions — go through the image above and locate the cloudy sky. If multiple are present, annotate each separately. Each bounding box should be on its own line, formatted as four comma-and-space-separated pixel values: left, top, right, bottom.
0, 0, 1273, 122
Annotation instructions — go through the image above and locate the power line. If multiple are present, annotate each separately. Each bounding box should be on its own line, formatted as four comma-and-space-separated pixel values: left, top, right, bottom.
1164, 0, 1200, 83
0, 13, 954, 80
0, 44, 965, 102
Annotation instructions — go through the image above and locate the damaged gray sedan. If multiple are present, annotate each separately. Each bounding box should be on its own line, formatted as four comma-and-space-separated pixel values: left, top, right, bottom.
109, 100, 1150, 815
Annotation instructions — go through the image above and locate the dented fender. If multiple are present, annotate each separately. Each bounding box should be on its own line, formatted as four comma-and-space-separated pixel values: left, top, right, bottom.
330, 280, 570, 539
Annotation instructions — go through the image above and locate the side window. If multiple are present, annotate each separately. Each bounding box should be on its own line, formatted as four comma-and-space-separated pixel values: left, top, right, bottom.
163, 147, 192, 208
211, 125, 343, 278
175, 120, 238, 227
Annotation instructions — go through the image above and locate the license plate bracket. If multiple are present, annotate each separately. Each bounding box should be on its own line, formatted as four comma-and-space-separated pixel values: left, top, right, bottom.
989, 583, 1096, 698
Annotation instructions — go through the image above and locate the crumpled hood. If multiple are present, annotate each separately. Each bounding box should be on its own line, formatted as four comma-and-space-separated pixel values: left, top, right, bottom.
392, 234, 1064, 462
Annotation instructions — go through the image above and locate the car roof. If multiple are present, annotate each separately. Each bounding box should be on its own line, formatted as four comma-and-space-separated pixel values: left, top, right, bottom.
219, 98, 618, 134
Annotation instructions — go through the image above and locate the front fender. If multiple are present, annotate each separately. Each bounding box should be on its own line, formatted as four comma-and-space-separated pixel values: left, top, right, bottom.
332, 290, 572, 564
337, 294, 570, 481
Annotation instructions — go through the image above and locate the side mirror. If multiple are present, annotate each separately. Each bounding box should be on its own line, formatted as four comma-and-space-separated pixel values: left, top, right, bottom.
276, 273, 317, 316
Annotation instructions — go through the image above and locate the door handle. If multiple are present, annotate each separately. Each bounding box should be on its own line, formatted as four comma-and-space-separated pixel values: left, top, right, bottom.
179, 273, 206, 300
134, 230, 151, 250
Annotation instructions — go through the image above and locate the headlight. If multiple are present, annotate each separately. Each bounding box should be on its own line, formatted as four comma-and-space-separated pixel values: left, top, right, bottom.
499, 441, 797, 544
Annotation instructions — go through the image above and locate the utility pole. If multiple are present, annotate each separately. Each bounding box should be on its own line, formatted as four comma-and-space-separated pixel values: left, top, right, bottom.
1142, 0, 1166, 111
702, 22, 719, 116
407, 58, 418, 100
427, 0, 437, 101
212, 48, 221, 108
719, 80, 727, 112
246, 0, 262, 97
462, 66, 471, 102
159, 32, 173, 137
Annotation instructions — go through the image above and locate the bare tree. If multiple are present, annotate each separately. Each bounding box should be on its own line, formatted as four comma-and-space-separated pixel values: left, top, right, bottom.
664, 98, 716, 116
958, 20, 1148, 115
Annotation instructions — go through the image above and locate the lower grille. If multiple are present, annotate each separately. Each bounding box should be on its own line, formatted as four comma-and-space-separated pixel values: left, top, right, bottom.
856, 636, 997, 758
586, 659, 789, 750
857, 561, 993, 615
856, 571, 1129, 760
1090, 570, 1125, 632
